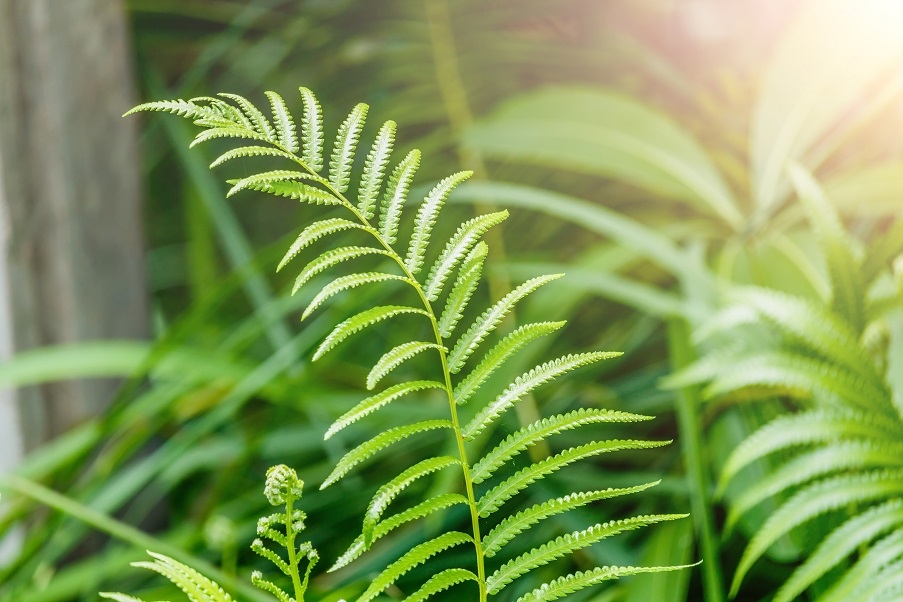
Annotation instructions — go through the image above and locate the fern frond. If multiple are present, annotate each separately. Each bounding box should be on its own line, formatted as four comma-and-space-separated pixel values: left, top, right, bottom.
486, 515, 686, 595
403, 568, 479, 602
190, 126, 271, 148
302, 272, 411, 320
226, 170, 317, 197
217, 92, 276, 140
405, 171, 473, 274
133, 551, 234, 602
356, 532, 472, 602
817, 530, 903, 602
210, 145, 300, 168
483, 482, 661, 557
313, 306, 429, 361
358, 120, 396, 219
438, 243, 488, 339
329, 102, 368, 193
231, 179, 345, 206
99, 594, 145, 602
454, 321, 565, 405
463, 352, 621, 440
471, 408, 652, 484
730, 469, 903, 596
329, 493, 469, 572
298, 87, 324, 172
265, 91, 299, 152
277, 218, 373, 272
291, 246, 391, 294
448, 274, 563, 373
378, 149, 421, 245
363, 457, 462, 546
476, 439, 668, 517
324, 380, 445, 439
774, 499, 903, 602
321, 420, 452, 488
366, 341, 444, 389
124, 99, 222, 121
516, 564, 695, 602
423, 211, 509, 301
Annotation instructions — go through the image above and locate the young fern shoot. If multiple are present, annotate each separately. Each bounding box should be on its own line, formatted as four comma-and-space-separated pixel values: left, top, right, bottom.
127, 87, 691, 601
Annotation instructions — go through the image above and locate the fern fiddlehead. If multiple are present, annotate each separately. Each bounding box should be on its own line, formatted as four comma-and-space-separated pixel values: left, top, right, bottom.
125, 87, 690, 601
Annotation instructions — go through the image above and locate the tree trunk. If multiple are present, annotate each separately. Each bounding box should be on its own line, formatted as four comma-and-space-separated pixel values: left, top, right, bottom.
0, 0, 147, 453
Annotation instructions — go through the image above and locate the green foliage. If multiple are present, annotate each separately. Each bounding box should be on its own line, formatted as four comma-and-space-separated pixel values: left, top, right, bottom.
126, 86, 690, 600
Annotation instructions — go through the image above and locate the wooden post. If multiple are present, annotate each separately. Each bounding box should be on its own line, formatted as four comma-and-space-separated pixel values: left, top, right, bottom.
0, 0, 147, 452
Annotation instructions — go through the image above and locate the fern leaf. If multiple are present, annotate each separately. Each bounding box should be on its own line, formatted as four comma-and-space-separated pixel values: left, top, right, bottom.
217, 92, 276, 140
378, 149, 421, 245
313, 306, 428, 360
298, 87, 324, 172
291, 246, 390, 295
324, 381, 445, 439
367, 342, 444, 390
124, 99, 222, 121
329, 102, 368, 193
329, 493, 468, 572
774, 499, 903, 602
516, 565, 695, 602
424, 211, 509, 301
231, 179, 345, 206
402, 568, 478, 602
99, 594, 145, 602
454, 321, 565, 405
189, 126, 270, 148
302, 272, 411, 320
133, 551, 234, 602
321, 420, 452, 488
448, 274, 563, 374
226, 170, 315, 197
817, 530, 903, 602
358, 120, 396, 220
406, 171, 473, 274
487, 515, 686, 595
356, 532, 472, 602
210, 145, 299, 168
464, 352, 621, 440
476, 439, 668, 517
726, 440, 903, 531
277, 218, 373, 272
483, 482, 661, 557
472, 408, 652, 484
438, 243, 488, 339
730, 469, 903, 596
717, 408, 901, 495
193, 96, 252, 128
265, 91, 298, 152
363, 457, 461, 546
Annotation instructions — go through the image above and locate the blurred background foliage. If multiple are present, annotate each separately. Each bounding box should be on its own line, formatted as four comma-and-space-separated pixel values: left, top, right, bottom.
2, 0, 903, 600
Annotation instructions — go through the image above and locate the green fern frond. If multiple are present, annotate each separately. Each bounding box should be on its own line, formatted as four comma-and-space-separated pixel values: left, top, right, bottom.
406, 171, 473, 274
367, 341, 444, 389
487, 515, 687, 595
265, 91, 299, 153
292, 246, 391, 295
483, 482, 661, 557
124, 98, 222, 121
329, 493, 469, 572
99, 594, 146, 602
324, 380, 445, 439
190, 126, 270, 148
230, 179, 345, 206
438, 242, 488, 339
329, 103, 368, 193
226, 170, 317, 197
358, 120, 396, 219
515, 564, 695, 602
464, 352, 622, 440
423, 211, 509, 302
210, 145, 300, 168
471, 408, 652, 484
477, 440, 669, 517
313, 306, 429, 361
321, 419, 452, 488
379, 149, 421, 245
817, 530, 903, 602
302, 272, 412, 320
448, 274, 563, 373
403, 568, 479, 602
298, 87, 324, 172
278, 218, 374, 272
454, 321, 565, 405
218, 92, 277, 140
132, 551, 234, 602
363, 457, 461, 546
356, 532, 472, 602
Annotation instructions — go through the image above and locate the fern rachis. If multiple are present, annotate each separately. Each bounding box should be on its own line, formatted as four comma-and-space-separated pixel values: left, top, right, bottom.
122, 87, 690, 601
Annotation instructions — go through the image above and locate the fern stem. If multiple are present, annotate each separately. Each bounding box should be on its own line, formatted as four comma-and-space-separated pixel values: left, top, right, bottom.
667, 318, 725, 602
284, 496, 306, 602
